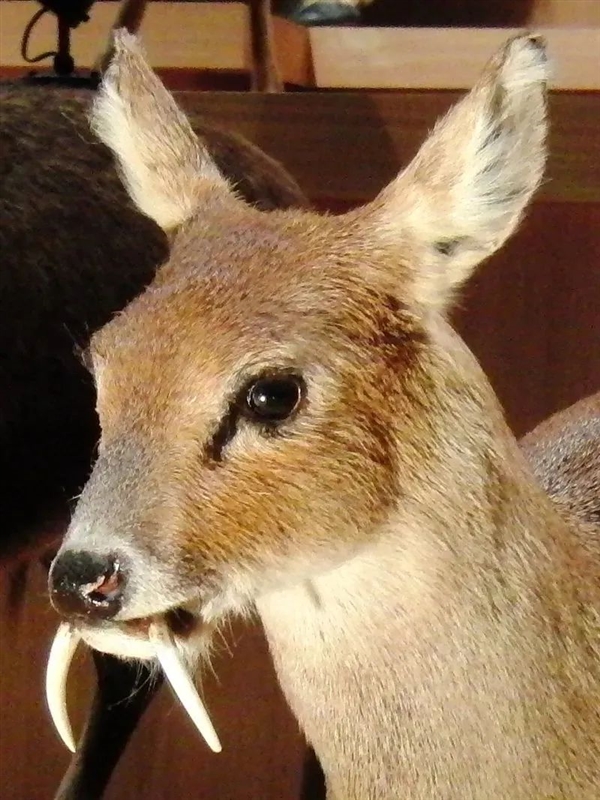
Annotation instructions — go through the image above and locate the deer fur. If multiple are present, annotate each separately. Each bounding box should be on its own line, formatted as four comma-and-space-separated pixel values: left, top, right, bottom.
53, 32, 599, 799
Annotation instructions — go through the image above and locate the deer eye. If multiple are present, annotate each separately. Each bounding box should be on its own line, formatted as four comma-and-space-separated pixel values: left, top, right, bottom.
244, 375, 304, 423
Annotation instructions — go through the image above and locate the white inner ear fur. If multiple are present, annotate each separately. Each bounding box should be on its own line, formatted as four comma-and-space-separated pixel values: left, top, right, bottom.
91, 30, 228, 231
372, 35, 550, 310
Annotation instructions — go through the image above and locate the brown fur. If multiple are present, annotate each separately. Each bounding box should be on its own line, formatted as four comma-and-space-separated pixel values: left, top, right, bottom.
53, 32, 599, 799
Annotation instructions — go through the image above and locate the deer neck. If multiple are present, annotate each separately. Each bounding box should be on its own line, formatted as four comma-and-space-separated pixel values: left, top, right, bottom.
256, 432, 597, 800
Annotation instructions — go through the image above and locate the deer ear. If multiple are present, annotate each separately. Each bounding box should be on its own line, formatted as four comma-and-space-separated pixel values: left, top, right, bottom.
91, 30, 230, 231
370, 34, 549, 310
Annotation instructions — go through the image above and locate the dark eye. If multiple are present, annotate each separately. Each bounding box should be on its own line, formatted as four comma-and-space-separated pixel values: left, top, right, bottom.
244, 375, 304, 423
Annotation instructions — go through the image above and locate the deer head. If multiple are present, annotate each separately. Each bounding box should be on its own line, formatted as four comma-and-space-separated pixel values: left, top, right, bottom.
46, 31, 549, 753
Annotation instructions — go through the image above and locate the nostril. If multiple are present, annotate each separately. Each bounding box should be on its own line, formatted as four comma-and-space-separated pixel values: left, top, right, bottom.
80, 566, 122, 605
49, 551, 125, 620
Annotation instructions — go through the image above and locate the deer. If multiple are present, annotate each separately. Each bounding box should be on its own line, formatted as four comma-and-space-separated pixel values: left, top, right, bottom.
1, 3, 306, 797
43, 30, 599, 799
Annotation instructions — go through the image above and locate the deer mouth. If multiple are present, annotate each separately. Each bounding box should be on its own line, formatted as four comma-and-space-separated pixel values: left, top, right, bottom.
45, 605, 222, 755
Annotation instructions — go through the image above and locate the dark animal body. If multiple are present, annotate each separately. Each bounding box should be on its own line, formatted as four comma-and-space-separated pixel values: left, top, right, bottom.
0, 83, 306, 561
521, 392, 600, 531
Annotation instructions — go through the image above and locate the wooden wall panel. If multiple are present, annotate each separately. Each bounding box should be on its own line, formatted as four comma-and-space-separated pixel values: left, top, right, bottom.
310, 27, 600, 90
177, 91, 600, 205
455, 201, 600, 437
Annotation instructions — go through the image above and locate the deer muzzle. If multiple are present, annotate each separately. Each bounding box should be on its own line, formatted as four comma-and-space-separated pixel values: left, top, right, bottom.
45, 610, 222, 755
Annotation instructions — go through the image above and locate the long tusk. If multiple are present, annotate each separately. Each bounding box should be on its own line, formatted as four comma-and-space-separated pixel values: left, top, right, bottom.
148, 620, 222, 753
46, 622, 80, 752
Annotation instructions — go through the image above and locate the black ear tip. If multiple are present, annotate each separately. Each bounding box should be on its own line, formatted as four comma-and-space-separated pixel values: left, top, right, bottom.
434, 240, 456, 257
111, 28, 141, 58
507, 32, 549, 67
498, 33, 551, 91
525, 34, 547, 57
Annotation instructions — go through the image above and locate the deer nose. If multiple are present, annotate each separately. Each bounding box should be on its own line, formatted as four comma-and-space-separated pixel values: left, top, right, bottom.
49, 551, 125, 620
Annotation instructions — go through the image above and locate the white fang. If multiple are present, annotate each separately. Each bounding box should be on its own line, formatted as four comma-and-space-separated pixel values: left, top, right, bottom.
46, 622, 80, 752
149, 620, 222, 753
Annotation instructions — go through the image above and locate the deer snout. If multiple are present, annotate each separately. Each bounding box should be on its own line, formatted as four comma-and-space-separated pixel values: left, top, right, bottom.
49, 551, 126, 620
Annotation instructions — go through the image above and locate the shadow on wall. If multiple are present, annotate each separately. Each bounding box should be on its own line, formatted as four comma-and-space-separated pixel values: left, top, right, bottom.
362, 0, 537, 27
